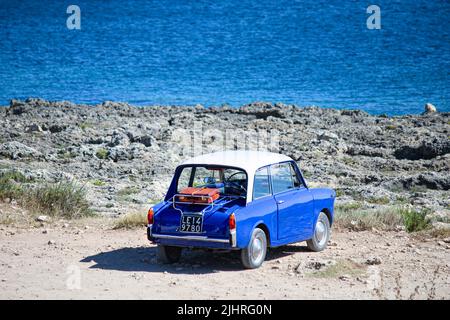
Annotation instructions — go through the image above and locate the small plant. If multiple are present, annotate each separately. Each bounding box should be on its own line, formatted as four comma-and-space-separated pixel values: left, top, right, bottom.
113, 212, 147, 229
95, 148, 108, 159
91, 179, 105, 186
0, 170, 29, 201
116, 186, 140, 202
79, 122, 92, 131
342, 156, 357, 166
367, 196, 390, 205
1, 176, 93, 220
395, 195, 409, 204
0, 181, 23, 201
335, 188, 345, 197
0, 214, 14, 225
0, 170, 29, 183
334, 206, 404, 231
302, 170, 312, 179
399, 207, 430, 232
385, 124, 397, 130
27, 181, 92, 219
308, 259, 365, 278
410, 185, 428, 193
427, 228, 450, 239
335, 202, 363, 211
117, 186, 140, 197
59, 151, 77, 159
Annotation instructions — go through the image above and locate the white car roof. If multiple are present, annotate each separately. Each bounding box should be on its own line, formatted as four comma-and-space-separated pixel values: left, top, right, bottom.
181, 150, 292, 173
180, 150, 293, 204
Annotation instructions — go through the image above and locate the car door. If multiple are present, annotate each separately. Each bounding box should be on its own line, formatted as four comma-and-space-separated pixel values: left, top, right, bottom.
271, 162, 314, 240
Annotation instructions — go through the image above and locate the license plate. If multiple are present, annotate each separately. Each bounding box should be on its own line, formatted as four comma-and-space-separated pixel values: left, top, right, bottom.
180, 214, 203, 233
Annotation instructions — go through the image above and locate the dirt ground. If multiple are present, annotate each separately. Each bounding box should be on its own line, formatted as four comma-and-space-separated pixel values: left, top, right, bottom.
0, 218, 449, 300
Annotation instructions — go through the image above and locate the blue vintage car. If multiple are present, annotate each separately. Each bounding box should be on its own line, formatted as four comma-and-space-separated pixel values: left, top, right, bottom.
147, 150, 336, 269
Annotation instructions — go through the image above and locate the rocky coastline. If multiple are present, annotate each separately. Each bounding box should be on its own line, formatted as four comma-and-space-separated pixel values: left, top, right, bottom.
0, 98, 449, 227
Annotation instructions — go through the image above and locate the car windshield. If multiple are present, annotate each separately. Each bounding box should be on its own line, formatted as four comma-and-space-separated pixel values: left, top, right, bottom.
177, 166, 247, 198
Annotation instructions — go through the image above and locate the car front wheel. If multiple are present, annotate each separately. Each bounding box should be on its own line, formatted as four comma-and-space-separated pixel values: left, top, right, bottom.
241, 228, 267, 269
157, 245, 182, 264
307, 212, 331, 252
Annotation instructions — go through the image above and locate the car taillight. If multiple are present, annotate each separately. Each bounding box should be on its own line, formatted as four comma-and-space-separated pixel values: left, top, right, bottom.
147, 207, 154, 225
229, 213, 236, 230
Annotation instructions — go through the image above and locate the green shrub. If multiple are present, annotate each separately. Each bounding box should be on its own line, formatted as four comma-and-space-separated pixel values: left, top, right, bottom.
0, 170, 29, 183
367, 196, 390, 205
342, 157, 357, 166
95, 148, 108, 159
399, 207, 430, 232
91, 179, 105, 186
335, 205, 432, 233
395, 195, 409, 204
335, 188, 345, 197
385, 124, 397, 130
334, 207, 403, 231
117, 186, 140, 197
335, 202, 362, 212
1, 171, 93, 220
79, 122, 92, 131
27, 182, 92, 218
0, 170, 28, 201
0, 180, 24, 201
59, 151, 77, 159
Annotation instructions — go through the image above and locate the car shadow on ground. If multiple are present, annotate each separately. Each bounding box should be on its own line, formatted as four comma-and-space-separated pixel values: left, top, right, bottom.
80, 243, 310, 274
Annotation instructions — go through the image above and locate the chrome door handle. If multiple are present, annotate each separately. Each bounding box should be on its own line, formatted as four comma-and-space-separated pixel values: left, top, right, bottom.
277, 200, 285, 204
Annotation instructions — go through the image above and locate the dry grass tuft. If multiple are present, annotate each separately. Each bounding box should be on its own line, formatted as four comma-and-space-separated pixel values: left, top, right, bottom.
308, 259, 366, 278
113, 212, 147, 229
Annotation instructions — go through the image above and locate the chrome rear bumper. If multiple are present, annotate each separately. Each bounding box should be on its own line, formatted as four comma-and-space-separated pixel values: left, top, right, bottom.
151, 233, 230, 244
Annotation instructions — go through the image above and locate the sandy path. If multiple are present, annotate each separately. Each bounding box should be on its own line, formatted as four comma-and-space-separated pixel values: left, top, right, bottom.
0, 223, 449, 300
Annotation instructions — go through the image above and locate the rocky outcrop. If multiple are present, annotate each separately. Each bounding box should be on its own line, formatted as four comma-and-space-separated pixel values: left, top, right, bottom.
424, 103, 437, 114
0, 141, 41, 160
394, 139, 450, 160
0, 98, 449, 215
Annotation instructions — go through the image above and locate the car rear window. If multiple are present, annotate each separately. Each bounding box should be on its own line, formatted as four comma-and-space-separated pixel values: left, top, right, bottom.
176, 166, 247, 197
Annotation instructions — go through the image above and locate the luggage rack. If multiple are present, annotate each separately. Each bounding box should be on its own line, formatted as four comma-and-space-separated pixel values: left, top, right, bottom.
171, 194, 241, 215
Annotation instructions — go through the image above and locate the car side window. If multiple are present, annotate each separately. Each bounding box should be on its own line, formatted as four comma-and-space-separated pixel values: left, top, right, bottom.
177, 167, 192, 192
271, 162, 294, 194
253, 167, 271, 199
289, 162, 302, 188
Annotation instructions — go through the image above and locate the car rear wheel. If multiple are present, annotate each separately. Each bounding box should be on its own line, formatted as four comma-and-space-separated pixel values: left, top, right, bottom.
307, 212, 331, 252
241, 228, 267, 269
157, 245, 182, 264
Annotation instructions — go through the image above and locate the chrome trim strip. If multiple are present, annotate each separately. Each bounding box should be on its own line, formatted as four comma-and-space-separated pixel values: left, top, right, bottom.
230, 229, 237, 247
152, 233, 229, 244
147, 224, 153, 236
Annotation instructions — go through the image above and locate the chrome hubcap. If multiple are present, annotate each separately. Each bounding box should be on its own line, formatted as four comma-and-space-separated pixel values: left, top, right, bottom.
315, 220, 327, 246
251, 236, 264, 263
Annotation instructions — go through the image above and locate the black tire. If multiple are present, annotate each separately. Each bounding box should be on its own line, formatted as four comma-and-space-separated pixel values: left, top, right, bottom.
241, 228, 267, 269
157, 245, 182, 264
307, 212, 331, 252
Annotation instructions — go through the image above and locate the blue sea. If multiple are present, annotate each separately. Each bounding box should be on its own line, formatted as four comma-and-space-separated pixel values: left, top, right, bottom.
0, 0, 449, 115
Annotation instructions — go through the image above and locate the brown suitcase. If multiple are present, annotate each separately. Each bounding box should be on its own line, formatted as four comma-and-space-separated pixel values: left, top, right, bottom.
178, 187, 220, 203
